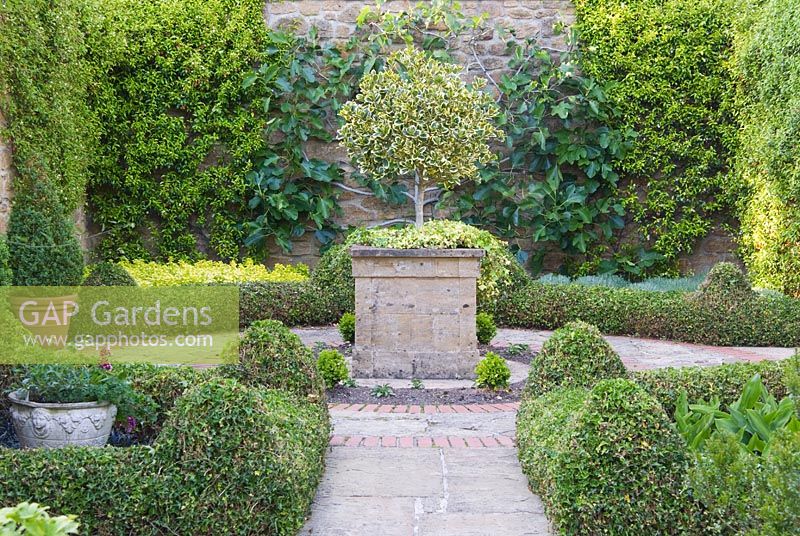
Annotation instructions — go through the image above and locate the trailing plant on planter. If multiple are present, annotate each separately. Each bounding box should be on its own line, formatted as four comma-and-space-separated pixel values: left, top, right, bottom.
7, 364, 157, 448
339, 47, 503, 228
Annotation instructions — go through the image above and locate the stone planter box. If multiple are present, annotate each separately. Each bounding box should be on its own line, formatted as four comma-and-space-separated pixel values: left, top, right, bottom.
350, 246, 485, 379
8, 390, 117, 449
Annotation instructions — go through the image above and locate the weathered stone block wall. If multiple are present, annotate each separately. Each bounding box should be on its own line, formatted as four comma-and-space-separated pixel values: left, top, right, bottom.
351, 247, 484, 378
0, 108, 13, 234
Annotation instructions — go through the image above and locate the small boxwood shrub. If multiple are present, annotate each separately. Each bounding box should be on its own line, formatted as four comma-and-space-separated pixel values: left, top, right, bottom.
526, 321, 626, 397
228, 319, 325, 404
82, 262, 137, 286
517, 379, 701, 535
155, 379, 328, 535
475, 312, 497, 344
338, 312, 355, 344
474, 352, 510, 390
239, 281, 348, 328
632, 359, 792, 416
317, 349, 349, 388
7, 185, 84, 286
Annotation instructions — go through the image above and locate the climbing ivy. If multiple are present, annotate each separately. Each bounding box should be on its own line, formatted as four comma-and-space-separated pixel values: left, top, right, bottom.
573, 0, 743, 269
86, 0, 275, 260
734, 0, 800, 296
0, 0, 100, 211
243, 1, 640, 274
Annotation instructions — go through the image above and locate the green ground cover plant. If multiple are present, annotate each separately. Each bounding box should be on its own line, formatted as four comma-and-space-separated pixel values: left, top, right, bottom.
120, 259, 307, 287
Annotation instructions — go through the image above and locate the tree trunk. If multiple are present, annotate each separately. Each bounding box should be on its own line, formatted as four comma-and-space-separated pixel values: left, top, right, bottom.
414, 171, 424, 228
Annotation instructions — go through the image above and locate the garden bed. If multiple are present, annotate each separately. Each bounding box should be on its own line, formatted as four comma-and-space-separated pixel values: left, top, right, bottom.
516, 322, 800, 534
0, 321, 330, 535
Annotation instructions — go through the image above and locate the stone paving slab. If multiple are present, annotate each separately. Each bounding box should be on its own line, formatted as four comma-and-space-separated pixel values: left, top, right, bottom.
329, 409, 517, 439
293, 327, 797, 371
300, 447, 551, 536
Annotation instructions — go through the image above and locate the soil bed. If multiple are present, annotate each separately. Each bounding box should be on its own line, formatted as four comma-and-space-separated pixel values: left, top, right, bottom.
327, 381, 524, 405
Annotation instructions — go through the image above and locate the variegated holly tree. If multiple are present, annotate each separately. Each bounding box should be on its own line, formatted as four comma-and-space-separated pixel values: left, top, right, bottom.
339, 47, 503, 228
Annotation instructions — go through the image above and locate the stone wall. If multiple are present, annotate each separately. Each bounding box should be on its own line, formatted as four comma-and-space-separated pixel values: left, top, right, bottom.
0, 108, 13, 234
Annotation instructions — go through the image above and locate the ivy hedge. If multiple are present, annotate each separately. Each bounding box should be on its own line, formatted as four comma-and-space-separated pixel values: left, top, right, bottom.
574, 0, 741, 269
518, 336, 799, 534
517, 379, 703, 534
0, 321, 329, 535
735, 0, 800, 297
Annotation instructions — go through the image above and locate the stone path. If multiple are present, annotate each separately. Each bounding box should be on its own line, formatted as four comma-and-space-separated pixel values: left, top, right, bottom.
300, 404, 549, 536
295, 327, 796, 535
294, 326, 797, 372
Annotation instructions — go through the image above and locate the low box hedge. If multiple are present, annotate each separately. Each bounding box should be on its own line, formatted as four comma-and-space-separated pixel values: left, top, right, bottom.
632, 359, 795, 417
239, 281, 349, 328
496, 281, 800, 346
0, 321, 330, 535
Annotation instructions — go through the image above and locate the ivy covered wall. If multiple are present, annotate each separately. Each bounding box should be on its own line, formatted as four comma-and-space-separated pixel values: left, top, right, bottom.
0, 0, 101, 213
734, 0, 800, 297
573, 0, 742, 272
86, 0, 275, 261
1, 0, 796, 286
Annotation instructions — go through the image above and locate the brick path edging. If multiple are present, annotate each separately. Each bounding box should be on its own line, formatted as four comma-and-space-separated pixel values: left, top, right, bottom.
327, 402, 520, 413
329, 434, 516, 448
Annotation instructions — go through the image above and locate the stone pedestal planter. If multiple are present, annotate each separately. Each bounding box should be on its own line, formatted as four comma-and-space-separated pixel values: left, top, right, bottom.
8, 390, 117, 449
350, 246, 485, 379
